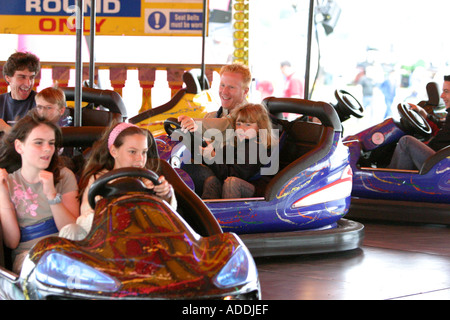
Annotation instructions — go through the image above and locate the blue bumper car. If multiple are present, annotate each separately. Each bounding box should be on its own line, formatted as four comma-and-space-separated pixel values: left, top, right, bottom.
158, 96, 364, 257
340, 84, 450, 225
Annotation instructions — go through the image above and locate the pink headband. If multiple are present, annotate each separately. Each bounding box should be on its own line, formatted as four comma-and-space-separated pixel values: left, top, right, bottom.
108, 122, 139, 149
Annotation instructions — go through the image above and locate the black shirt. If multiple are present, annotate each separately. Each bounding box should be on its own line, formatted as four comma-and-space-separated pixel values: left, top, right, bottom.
0, 91, 37, 125
428, 108, 450, 151
208, 138, 270, 182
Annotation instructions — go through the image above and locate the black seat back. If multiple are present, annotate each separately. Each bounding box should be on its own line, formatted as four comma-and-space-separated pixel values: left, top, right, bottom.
67, 107, 123, 127
63, 87, 127, 126
262, 97, 342, 201
277, 120, 325, 169
61, 126, 106, 148
62, 87, 127, 116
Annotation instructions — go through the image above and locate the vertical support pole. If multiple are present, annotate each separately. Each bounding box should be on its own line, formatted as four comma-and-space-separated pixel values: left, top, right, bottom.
74, 0, 84, 127
200, 0, 207, 89
89, 0, 96, 88
304, 0, 315, 100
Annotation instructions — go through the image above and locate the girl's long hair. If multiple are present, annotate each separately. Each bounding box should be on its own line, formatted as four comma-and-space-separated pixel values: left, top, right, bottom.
230, 103, 277, 148
0, 113, 62, 184
78, 120, 159, 198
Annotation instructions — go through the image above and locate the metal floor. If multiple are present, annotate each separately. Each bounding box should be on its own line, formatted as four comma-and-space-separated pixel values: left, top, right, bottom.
255, 220, 450, 300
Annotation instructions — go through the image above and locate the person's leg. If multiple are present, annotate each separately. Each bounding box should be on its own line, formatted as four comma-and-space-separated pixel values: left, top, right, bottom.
222, 176, 255, 199
202, 175, 222, 199
182, 164, 215, 195
388, 135, 435, 170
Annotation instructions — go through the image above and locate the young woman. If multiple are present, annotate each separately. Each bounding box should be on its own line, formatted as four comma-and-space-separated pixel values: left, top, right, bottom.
0, 114, 79, 273
61, 121, 175, 239
200, 103, 277, 199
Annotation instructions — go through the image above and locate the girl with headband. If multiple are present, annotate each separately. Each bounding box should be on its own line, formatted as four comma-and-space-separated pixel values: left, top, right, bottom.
60, 121, 175, 240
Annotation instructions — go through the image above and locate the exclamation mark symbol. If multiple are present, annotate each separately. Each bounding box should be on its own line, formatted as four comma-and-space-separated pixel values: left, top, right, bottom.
154, 12, 160, 29
148, 11, 164, 30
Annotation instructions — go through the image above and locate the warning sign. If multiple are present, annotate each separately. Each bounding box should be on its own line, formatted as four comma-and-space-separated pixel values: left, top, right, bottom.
145, 10, 204, 34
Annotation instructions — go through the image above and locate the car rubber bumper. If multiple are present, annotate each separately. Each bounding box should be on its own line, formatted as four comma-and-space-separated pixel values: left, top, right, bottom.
239, 218, 364, 257
347, 198, 450, 225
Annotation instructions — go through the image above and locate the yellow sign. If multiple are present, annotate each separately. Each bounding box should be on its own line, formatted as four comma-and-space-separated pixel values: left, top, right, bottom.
0, 0, 207, 36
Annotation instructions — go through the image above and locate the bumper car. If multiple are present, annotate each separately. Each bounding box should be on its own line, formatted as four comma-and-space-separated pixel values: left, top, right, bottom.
14, 74, 362, 264
0, 164, 260, 300
151, 95, 364, 257
339, 84, 450, 224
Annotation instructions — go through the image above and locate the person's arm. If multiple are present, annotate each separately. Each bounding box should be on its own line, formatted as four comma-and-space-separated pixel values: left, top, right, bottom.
408, 103, 428, 118
143, 175, 174, 203
178, 115, 232, 135
0, 169, 20, 249
0, 119, 11, 134
39, 170, 79, 230
178, 115, 199, 132
409, 103, 442, 132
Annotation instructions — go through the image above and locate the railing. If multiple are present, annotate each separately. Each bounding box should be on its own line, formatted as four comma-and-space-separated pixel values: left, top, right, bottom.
0, 61, 224, 118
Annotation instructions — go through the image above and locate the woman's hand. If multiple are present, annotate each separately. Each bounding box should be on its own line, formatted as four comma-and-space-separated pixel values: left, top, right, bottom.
143, 175, 173, 200
39, 170, 57, 201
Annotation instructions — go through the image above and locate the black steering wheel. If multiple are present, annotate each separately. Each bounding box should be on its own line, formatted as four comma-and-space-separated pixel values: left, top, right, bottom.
88, 167, 161, 209
333, 89, 364, 122
397, 102, 432, 139
164, 118, 207, 157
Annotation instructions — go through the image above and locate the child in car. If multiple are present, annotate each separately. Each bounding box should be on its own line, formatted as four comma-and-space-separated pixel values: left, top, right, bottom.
33, 86, 72, 127
59, 121, 176, 240
0, 114, 79, 273
200, 103, 278, 199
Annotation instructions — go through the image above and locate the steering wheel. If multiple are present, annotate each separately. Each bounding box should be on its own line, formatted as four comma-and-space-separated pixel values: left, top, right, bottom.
333, 89, 364, 122
397, 102, 432, 139
88, 167, 161, 209
164, 118, 207, 157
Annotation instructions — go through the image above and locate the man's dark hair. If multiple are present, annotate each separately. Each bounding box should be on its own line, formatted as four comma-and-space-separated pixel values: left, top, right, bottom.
444, 75, 450, 82
280, 61, 291, 68
2, 51, 40, 78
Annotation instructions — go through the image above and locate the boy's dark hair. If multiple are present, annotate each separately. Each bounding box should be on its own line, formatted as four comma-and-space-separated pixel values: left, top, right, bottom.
2, 51, 41, 78
444, 75, 450, 82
